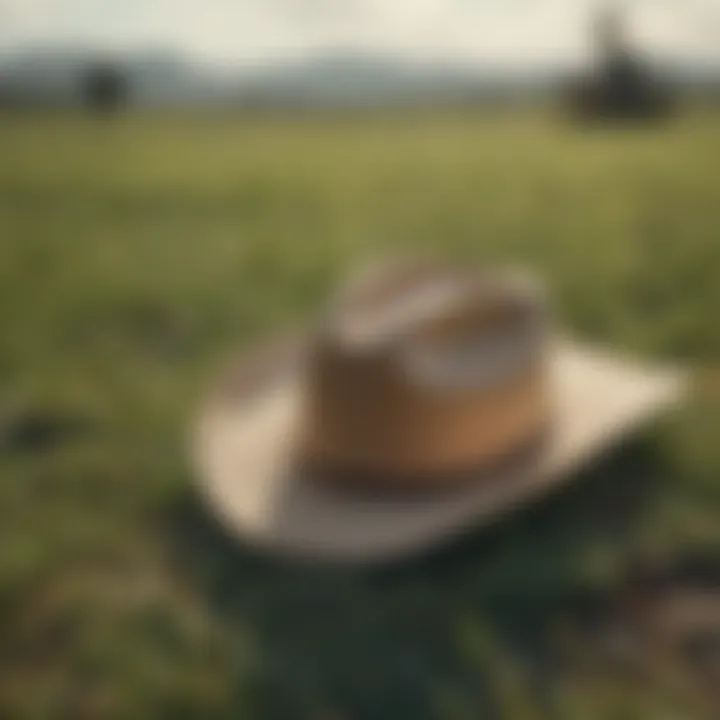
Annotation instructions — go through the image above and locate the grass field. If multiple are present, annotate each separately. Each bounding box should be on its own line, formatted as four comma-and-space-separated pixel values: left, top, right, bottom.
2, 110, 720, 718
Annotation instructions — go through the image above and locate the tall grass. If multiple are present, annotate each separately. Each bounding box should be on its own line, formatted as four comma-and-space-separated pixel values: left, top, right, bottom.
1, 110, 719, 718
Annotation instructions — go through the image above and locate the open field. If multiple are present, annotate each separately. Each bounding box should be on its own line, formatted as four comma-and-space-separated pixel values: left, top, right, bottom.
2, 110, 720, 718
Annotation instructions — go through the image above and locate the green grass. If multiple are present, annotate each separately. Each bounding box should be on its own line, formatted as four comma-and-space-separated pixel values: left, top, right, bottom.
1, 110, 720, 718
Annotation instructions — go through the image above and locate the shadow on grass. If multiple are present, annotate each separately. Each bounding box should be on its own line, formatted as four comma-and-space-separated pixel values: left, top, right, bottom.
165, 434, 672, 719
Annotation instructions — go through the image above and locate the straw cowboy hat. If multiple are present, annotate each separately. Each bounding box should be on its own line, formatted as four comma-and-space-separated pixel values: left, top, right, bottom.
194, 261, 685, 565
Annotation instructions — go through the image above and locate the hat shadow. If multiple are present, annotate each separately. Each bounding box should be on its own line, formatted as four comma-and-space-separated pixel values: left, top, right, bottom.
165, 433, 672, 719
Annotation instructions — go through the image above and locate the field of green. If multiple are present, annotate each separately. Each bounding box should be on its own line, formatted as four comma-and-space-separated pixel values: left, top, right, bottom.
2, 110, 720, 718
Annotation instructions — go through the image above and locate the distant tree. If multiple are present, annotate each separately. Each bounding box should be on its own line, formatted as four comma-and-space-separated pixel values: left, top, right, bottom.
83, 63, 128, 115
565, 3, 675, 123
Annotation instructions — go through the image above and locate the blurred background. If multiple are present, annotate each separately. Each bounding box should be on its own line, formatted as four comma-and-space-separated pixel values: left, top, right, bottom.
2, 1, 720, 718
1, 0, 719, 112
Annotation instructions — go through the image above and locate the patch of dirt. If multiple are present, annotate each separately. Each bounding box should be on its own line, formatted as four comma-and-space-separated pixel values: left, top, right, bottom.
0, 402, 97, 454
574, 553, 720, 714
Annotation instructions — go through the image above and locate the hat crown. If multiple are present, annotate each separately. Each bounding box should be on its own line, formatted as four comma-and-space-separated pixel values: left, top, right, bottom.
297, 265, 552, 494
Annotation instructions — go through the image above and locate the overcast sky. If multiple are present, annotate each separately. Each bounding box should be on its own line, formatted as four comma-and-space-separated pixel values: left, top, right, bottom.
1, 0, 718, 66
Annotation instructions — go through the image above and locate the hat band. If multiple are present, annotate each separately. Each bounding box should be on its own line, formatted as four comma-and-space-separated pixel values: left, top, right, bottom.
301, 421, 552, 501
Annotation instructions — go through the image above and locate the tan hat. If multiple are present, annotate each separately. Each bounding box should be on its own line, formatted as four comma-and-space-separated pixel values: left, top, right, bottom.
194, 262, 685, 565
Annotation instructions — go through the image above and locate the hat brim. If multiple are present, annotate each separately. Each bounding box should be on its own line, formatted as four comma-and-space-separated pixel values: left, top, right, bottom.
194, 337, 685, 566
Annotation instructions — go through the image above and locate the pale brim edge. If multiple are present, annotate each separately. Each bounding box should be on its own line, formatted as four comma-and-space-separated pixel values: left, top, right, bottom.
193, 341, 688, 567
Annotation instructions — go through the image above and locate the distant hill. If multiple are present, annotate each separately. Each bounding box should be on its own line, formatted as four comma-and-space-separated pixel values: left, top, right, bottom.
0, 46, 718, 110
0, 46, 207, 107
226, 55, 552, 110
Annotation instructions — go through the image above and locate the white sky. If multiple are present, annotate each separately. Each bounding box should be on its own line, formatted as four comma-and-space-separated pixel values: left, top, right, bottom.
0, 0, 718, 66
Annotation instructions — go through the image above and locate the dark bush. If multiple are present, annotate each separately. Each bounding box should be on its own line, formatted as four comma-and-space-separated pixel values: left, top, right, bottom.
82, 63, 129, 115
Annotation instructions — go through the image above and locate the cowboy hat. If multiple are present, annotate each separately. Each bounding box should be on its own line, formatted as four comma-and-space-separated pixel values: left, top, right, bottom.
193, 262, 685, 565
